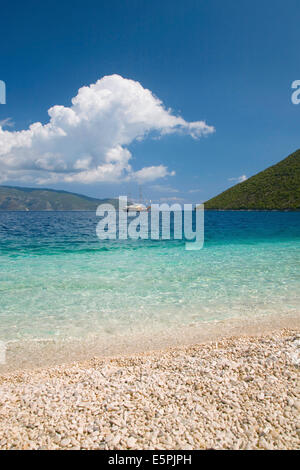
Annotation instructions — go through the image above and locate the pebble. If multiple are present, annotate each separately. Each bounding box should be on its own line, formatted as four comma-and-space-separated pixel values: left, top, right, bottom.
0, 329, 299, 450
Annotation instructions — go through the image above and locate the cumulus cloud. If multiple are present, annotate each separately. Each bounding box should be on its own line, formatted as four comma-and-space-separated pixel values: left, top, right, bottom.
228, 174, 247, 183
0, 74, 214, 185
132, 166, 176, 184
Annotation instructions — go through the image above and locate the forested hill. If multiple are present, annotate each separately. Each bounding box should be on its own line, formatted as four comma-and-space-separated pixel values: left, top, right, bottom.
204, 149, 300, 210
0, 185, 117, 210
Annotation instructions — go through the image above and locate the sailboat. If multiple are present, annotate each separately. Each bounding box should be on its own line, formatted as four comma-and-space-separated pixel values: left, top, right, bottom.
123, 186, 150, 212
124, 203, 148, 212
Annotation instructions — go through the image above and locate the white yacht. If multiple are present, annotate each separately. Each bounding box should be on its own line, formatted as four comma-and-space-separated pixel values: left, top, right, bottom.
123, 203, 148, 212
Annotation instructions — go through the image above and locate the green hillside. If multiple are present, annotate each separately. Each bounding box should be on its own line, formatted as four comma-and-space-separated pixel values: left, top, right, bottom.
0, 185, 118, 211
204, 149, 300, 210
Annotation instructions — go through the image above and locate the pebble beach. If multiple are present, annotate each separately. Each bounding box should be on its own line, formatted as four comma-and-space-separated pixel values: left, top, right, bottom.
0, 328, 299, 450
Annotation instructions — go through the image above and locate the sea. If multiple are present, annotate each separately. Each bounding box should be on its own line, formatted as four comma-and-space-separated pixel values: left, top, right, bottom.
0, 210, 299, 369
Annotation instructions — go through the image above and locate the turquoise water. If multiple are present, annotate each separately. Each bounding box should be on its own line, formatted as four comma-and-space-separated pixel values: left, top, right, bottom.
0, 211, 299, 348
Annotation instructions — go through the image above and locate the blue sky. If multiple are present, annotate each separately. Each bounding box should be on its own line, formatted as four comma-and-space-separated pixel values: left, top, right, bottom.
0, 0, 299, 203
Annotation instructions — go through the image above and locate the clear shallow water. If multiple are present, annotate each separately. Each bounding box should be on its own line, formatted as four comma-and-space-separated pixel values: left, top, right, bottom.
0, 211, 299, 349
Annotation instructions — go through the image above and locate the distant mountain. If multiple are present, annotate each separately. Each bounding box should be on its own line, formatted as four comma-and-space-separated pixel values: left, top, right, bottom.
0, 185, 118, 211
204, 149, 300, 210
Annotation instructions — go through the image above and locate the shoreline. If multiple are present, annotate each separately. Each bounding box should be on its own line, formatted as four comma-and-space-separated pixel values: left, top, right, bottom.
1, 312, 300, 373
203, 209, 300, 212
0, 325, 299, 449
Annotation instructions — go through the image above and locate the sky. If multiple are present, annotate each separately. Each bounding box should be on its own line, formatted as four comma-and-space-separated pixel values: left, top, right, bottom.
0, 0, 299, 203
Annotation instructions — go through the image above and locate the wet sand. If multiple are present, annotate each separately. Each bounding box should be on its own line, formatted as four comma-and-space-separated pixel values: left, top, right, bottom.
2, 312, 300, 372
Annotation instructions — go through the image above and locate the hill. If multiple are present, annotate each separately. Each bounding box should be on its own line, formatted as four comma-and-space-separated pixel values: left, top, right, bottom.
204, 149, 300, 210
0, 185, 118, 211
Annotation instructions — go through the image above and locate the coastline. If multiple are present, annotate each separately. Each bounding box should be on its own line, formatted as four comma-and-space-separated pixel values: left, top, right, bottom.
1, 312, 300, 373
0, 323, 299, 450
203, 209, 300, 212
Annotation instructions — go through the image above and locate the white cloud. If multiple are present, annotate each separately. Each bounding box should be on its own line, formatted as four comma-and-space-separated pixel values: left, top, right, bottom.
0, 74, 215, 185
159, 196, 185, 202
151, 184, 179, 193
0, 118, 14, 129
131, 166, 175, 184
188, 188, 202, 193
228, 174, 247, 183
